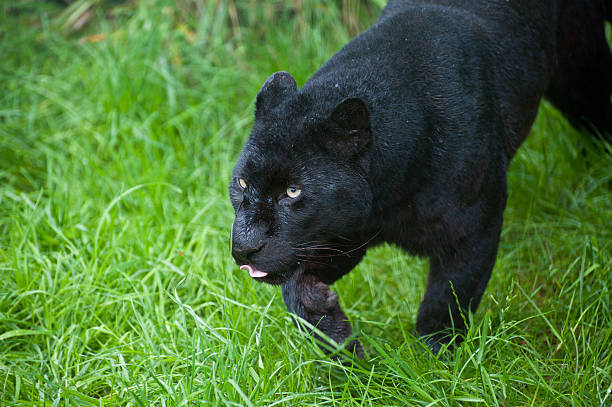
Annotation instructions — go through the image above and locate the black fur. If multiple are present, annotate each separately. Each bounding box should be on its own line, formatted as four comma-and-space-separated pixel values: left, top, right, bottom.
230, 0, 612, 354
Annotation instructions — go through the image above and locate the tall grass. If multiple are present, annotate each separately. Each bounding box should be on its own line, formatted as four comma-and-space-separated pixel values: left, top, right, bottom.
1, 1, 611, 405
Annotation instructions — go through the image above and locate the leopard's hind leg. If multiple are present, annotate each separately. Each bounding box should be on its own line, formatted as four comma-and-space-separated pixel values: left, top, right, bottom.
545, 0, 612, 141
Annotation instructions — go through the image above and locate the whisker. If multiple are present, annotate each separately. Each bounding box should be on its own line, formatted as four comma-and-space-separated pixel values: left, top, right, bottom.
330, 233, 352, 242
292, 247, 347, 253
295, 253, 340, 258
342, 229, 381, 255
296, 257, 329, 267
293, 229, 382, 258
293, 246, 353, 257
294, 240, 334, 248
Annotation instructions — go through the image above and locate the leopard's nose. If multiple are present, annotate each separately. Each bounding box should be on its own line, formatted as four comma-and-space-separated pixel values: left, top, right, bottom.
232, 241, 265, 264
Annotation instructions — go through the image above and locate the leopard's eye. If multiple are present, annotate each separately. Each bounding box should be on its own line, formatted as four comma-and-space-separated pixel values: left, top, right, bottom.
286, 187, 301, 198
238, 178, 247, 189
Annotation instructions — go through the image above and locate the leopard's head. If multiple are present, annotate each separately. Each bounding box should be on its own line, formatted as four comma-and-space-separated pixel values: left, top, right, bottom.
229, 71, 373, 284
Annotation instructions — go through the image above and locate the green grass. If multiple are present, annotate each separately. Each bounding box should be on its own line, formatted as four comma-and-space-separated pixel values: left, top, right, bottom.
1, 1, 611, 405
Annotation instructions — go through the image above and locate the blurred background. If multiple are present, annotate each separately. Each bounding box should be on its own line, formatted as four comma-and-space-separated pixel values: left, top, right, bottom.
1, 1, 611, 405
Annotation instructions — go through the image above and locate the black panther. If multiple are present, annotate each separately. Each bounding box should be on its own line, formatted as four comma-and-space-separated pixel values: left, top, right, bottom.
229, 0, 612, 355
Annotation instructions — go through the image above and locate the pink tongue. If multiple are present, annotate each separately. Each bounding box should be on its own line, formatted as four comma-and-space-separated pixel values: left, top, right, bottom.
240, 264, 268, 278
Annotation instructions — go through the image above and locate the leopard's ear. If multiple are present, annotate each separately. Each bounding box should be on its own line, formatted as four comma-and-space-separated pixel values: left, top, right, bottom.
324, 97, 372, 155
255, 71, 297, 118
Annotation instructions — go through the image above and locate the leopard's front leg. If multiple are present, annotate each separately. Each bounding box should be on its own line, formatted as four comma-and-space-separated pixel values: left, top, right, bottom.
281, 269, 363, 357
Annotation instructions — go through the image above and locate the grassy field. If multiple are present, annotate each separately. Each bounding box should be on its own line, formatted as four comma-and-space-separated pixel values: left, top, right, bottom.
1, 1, 611, 405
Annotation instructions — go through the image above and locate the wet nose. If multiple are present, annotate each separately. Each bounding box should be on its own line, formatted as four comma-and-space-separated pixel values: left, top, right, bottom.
232, 241, 265, 264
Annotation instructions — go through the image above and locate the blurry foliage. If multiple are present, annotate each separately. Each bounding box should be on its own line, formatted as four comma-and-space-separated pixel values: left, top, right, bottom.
4, 0, 384, 36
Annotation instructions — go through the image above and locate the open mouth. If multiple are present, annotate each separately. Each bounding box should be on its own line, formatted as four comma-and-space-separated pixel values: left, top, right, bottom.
238, 263, 299, 286
240, 264, 268, 278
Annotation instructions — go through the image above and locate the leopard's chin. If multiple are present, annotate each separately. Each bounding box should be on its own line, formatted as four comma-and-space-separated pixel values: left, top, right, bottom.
256, 273, 291, 285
